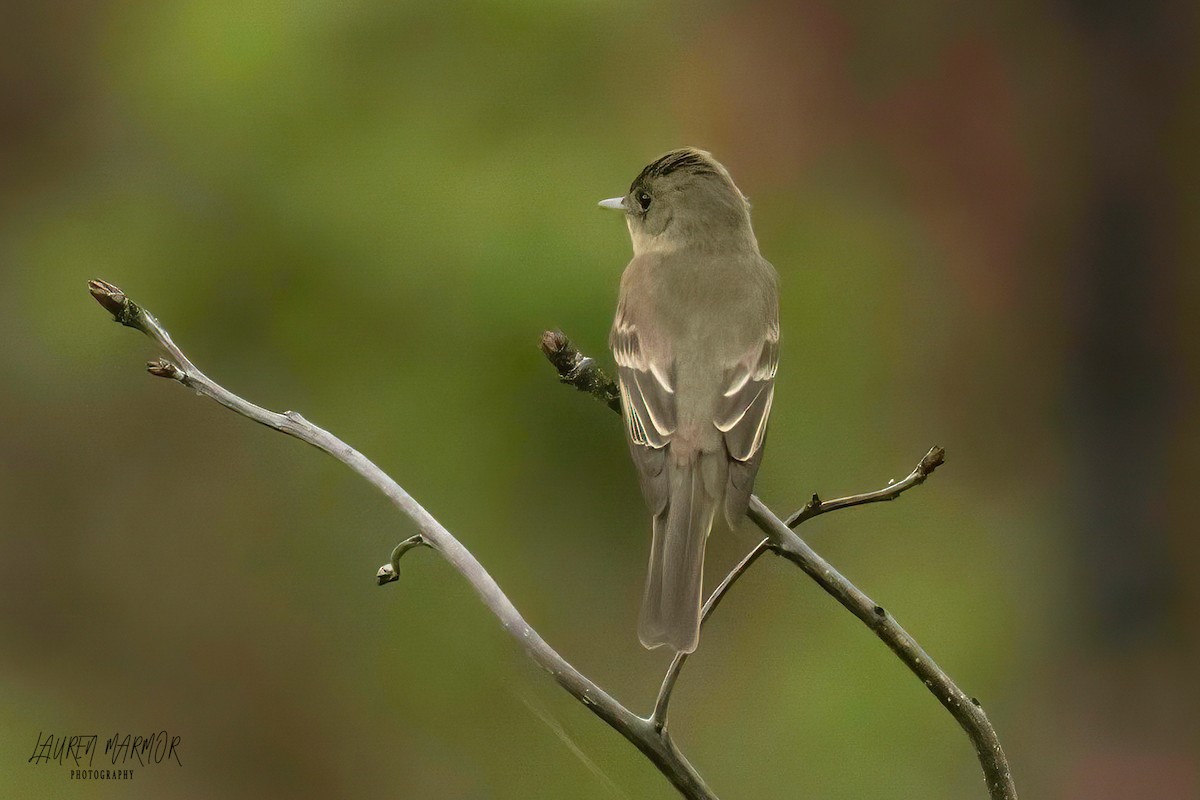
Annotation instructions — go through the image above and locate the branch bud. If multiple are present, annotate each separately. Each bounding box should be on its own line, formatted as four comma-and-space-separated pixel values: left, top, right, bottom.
88, 279, 142, 328
920, 446, 946, 475
376, 563, 399, 586
88, 279, 126, 314
540, 329, 567, 354
147, 359, 183, 380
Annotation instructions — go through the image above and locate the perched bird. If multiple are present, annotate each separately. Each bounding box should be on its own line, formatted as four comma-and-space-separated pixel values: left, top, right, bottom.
601, 148, 780, 654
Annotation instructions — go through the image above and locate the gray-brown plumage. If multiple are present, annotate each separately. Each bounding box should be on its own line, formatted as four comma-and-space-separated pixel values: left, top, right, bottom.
601, 148, 780, 653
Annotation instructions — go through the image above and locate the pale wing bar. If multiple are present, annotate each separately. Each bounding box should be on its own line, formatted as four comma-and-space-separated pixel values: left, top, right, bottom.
715, 322, 779, 462
612, 316, 676, 449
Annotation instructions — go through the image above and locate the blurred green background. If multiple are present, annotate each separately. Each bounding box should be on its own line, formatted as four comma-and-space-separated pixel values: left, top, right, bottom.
2, 1, 1197, 797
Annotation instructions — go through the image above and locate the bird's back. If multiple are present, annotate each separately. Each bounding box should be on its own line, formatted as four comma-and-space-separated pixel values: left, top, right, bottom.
615, 248, 777, 448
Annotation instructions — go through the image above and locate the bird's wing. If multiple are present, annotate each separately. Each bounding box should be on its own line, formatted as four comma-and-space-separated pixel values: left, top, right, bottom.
715, 316, 779, 463
714, 316, 778, 525
611, 299, 674, 514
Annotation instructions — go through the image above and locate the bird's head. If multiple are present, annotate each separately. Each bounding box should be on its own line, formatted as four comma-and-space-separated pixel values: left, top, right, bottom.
599, 148, 756, 256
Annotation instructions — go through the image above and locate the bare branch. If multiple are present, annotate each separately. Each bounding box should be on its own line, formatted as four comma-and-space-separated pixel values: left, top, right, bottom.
747, 500, 1016, 800
91, 281, 716, 800
539, 329, 1018, 800
785, 446, 946, 527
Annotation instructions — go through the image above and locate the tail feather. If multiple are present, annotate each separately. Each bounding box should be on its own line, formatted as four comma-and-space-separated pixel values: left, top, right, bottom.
639, 455, 718, 653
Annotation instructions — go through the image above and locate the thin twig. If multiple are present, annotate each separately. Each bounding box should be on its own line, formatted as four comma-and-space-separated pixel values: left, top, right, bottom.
650, 538, 772, 732
539, 329, 1018, 800
785, 446, 945, 527
376, 534, 430, 586
89, 280, 716, 800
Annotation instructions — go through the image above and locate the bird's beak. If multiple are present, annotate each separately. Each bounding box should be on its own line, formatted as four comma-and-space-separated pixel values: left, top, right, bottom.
598, 197, 626, 211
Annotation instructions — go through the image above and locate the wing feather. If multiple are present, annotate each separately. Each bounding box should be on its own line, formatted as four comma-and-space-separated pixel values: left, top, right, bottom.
716, 320, 779, 462
611, 302, 675, 514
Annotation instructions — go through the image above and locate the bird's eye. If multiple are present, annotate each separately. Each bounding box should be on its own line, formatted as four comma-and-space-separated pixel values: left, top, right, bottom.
636, 191, 652, 211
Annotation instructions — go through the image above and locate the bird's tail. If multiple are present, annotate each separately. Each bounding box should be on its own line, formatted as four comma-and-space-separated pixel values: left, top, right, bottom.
639, 453, 720, 654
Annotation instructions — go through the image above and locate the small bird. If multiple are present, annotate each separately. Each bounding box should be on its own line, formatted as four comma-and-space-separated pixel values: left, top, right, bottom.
601, 149, 780, 654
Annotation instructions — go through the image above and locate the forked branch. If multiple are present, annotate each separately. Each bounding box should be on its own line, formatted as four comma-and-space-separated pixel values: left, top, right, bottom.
89, 281, 714, 800
540, 329, 1017, 800
785, 446, 945, 527
90, 283, 1014, 800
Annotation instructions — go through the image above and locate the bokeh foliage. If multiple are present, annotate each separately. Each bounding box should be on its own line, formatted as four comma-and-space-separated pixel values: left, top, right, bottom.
2, 1, 1196, 798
